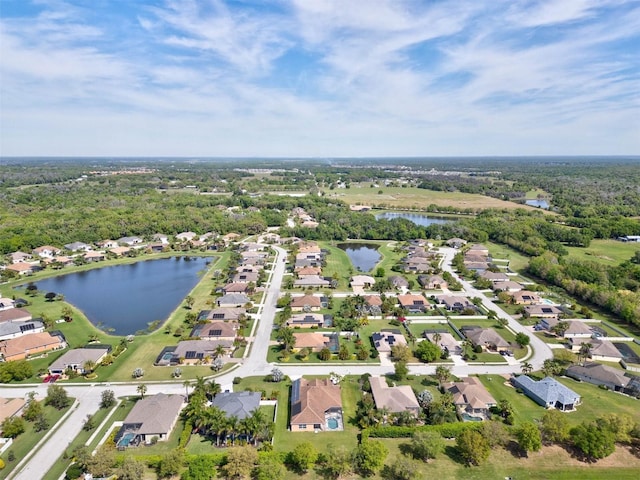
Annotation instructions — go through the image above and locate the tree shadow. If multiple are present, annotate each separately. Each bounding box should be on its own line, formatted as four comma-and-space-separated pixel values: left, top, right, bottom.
398, 442, 413, 457
444, 445, 467, 466
420, 377, 438, 387
505, 440, 526, 459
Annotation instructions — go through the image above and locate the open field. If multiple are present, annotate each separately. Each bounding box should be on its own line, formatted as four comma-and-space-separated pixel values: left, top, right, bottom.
566, 239, 640, 266
323, 185, 548, 212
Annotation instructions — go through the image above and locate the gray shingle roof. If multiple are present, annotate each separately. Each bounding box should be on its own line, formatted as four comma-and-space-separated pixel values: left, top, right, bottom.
512, 375, 580, 408
123, 393, 184, 435
212, 391, 261, 420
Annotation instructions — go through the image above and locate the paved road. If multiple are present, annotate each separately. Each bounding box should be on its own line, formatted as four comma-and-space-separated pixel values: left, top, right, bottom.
1, 243, 553, 479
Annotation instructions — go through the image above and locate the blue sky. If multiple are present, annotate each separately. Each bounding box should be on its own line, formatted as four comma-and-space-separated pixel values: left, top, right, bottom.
1, 0, 639, 157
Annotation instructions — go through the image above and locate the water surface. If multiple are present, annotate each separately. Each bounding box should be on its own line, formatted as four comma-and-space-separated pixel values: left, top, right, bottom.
337, 243, 381, 272
35, 257, 210, 335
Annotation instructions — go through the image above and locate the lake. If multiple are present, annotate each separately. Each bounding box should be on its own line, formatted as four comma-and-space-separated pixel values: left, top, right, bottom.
375, 212, 451, 226
35, 257, 211, 335
337, 243, 381, 272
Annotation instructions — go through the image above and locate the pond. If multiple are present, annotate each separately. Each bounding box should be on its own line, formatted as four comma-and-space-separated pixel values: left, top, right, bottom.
337, 243, 381, 272
375, 212, 451, 226
525, 199, 550, 209
34, 256, 211, 335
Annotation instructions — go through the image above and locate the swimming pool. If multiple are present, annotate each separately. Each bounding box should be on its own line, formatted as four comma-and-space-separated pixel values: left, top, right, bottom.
327, 418, 339, 429
461, 413, 483, 422
117, 432, 136, 448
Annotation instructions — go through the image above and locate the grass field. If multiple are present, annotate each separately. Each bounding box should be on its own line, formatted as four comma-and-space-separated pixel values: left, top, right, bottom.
323, 185, 548, 213
566, 239, 640, 266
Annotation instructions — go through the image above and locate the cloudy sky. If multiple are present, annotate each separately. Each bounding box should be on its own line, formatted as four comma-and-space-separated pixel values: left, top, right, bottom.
1, 0, 639, 157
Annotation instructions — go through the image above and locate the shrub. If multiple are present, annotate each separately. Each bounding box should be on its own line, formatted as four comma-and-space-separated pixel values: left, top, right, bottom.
233, 377, 242, 384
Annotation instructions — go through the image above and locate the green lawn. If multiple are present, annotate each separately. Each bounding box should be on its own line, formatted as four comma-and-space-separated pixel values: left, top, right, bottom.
479, 374, 640, 427
0, 400, 74, 480
566, 239, 640, 266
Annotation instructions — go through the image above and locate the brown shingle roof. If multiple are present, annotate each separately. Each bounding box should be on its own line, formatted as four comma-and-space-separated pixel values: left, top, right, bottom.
291, 378, 342, 426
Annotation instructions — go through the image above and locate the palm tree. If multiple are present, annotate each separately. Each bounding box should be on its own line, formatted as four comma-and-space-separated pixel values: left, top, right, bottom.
433, 332, 442, 345
578, 342, 592, 365
521, 362, 533, 375
214, 344, 226, 359
435, 365, 451, 390
137, 384, 147, 399
183, 380, 192, 398
277, 326, 295, 353
83, 360, 96, 375
226, 415, 239, 445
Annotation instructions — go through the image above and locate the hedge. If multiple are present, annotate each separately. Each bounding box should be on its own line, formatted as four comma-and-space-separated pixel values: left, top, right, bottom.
365, 422, 483, 439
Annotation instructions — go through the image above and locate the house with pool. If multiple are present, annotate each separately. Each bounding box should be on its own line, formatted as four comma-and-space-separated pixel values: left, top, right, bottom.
290, 378, 343, 432
116, 393, 184, 448
447, 377, 497, 421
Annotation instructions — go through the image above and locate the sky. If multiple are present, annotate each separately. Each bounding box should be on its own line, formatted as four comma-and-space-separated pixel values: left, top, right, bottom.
1, 0, 639, 157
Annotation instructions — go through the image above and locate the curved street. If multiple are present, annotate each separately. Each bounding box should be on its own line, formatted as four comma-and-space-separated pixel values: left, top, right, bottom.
2, 243, 553, 479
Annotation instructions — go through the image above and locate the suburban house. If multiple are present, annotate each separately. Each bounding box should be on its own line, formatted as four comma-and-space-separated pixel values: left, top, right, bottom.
397, 294, 430, 313
563, 321, 594, 339
0, 318, 45, 341
403, 257, 433, 273
463, 327, 510, 352
64, 242, 92, 252
190, 321, 239, 340
290, 378, 343, 432
0, 308, 32, 324
97, 240, 119, 249
447, 377, 497, 420
176, 232, 197, 242
286, 313, 327, 329
295, 266, 322, 277
0, 332, 66, 362
492, 281, 523, 293
212, 391, 262, 420
216, 294, 250, 308
388, 276, 410, 290
117, 393, 184, 446
169, 339, 234, 364
109, 246, 131, 256
423, 331, 462, 355
0, 298, 15, 311
574, 338, 623, 362
479, 271, 510, 283
222, 232, 241, 243
84, 251, 105, 262
0, 397, 27, 424
5, 262, 37, 275
372, 330, 407, 353
9, 251, 32, 264
524, 304, 563, 319
293, 332, 339, 352
446, 238, 467, 249
117, 236, 144, 246
466, 244, 490, 257
418, 275, 447, 290
436, 295, 474, 312
198, 308, 245, 322
231, 272, 259, 284
350, 275, 376, 289
511, 375, 581, 411
222, 283, 250, 294
32, 246, 61, 258
293, 276, 331, 288
566, 363, 632, 392
290, 294, 323, 312
48, 346, 110, 375
369, 376, 420, 416
511, 291, 542, 305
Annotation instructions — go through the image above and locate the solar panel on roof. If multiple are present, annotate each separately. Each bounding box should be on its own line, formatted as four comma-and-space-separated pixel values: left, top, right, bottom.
291, 379, 301, 404
211, 329, 222, 336
185, 351, 197, 359
20, 323, 35, 332
213, 313, 224, 319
